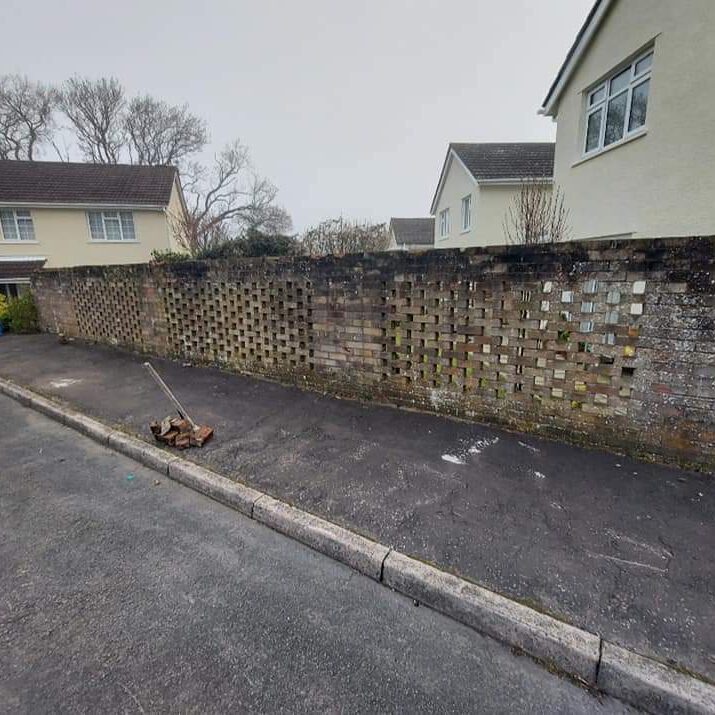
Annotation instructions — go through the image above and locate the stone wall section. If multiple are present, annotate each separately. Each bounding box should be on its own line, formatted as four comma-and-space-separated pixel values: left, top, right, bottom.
31, 238, 715, 469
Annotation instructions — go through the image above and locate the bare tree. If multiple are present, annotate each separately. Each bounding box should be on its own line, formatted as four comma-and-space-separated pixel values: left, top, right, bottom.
0, 75, 57, 160
125, 96, 208, 166
60, 76, 126, 163
503, 179, 570, 245
300, 218, 389, 256
172, 141, 292, 256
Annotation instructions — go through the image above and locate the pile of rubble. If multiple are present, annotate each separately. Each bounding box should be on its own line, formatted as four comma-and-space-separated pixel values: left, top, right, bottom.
150, 416, 213, 450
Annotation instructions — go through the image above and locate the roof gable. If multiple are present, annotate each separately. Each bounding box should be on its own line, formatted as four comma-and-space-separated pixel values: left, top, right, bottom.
540, 0, 614, 116
0, 160, 178, 207
430, 143, 555, 214
389, 217, 434, 246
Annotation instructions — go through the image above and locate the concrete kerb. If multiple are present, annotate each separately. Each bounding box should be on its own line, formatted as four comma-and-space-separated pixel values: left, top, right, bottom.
253, 495, 390, 581
383, 550, 599, 684
1, 375, 714, 714
598, 642, 715, 715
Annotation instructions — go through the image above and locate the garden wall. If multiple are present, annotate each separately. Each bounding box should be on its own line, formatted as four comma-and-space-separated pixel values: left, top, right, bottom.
32, 237, 715, 470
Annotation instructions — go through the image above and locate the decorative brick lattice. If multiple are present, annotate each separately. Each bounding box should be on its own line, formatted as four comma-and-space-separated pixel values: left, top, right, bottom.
162, 277, 314, 372
32, 238, 715, 469
382, 274, 642, 418
71, 277, 144, 348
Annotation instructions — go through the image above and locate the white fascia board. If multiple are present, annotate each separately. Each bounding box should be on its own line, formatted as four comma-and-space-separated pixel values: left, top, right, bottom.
539, 0, 613, 117
0, 255, 47, 262
478, 177, 554, 186
0, 201, 166, 211
430, 148, 478, 215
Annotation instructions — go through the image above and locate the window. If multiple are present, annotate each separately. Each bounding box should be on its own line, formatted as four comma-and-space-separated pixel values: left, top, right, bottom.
584, 49, 653, 154
460, 195, 472, 231
87, 210, 137, 241
0, 209, 36, 241
439, 208, 450, 238
0, 281, 30, 299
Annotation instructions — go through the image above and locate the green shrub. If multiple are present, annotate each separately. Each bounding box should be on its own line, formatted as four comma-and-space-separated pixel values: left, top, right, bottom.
0, 294, 8, 326
150, 249, 191, 264
6, 292, 39, 333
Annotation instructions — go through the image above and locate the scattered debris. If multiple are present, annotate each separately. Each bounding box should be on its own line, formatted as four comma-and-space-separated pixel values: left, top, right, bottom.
144, 362, 214, 450
532, 471, 547, 480
518, 441, 540, 454
441, 454, 466, 465
49, 378, 81, 389
153, 479, 161, 486
468, 436, 500, 455
126, 474, 135, 481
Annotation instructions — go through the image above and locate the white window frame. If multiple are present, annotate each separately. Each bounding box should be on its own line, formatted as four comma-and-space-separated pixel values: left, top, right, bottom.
438, 208, 450, 239
86, 210, 138, 242
460, 194, 472, 232
0, 209, 37, 242
583, 48, 653, 157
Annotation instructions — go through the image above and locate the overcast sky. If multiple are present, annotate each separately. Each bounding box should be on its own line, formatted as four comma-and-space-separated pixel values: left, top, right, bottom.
1, 0, 592, 231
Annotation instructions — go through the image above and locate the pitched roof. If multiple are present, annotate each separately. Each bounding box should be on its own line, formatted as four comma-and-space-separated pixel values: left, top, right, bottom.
0, 160, 178, 207
540, 0, 612, 116
0, 256, 46, 280
389, 217, 434, 246
431, 143, 555, 214
450, 143, 555, 181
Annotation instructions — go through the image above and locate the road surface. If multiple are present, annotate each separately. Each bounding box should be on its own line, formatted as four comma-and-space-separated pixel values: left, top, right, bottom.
0, 394, 633, 713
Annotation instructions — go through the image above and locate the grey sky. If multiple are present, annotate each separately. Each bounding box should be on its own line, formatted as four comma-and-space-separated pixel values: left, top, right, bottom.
1, 0, 592, 232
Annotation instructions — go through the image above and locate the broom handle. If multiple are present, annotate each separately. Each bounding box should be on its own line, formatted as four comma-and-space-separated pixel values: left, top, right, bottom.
143, 362, 198, 430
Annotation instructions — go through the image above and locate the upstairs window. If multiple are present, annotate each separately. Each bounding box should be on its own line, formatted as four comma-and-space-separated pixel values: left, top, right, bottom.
0, 209, 36, 241
584, 49, 653, 155
461, 194, 472, 231
87, 210, 136, 241
439, 208, 450, 238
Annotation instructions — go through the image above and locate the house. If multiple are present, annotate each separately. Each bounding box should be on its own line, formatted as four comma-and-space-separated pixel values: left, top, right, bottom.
429, 143, 554, 248
540, 0, 715, 240
387, 217, 435, 251
0, 160, 186, 297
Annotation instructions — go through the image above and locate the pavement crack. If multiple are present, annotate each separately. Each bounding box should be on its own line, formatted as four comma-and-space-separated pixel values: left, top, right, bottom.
594, 637, 604, 685
380, 548, 392, 583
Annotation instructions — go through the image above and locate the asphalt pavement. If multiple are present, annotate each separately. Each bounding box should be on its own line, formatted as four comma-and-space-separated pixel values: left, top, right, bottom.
0, 334, 713, 682
0, 394, 635, 714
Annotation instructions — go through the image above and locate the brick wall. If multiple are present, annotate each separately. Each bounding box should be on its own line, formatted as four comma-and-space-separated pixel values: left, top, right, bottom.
32, 237, 715, 470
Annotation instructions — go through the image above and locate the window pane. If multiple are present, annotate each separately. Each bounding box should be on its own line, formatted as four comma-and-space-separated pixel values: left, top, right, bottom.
628, 79, 650, 131
120, 211, 136, 240
585, 109, 603, 152
461, 196, 471, 230
609, 67, 630, 95
103, 214, 122, 240
87, 211, 104, 240
0, 210, 18, 240
589, 85, 606, 106
634, 53, 653, 77
604, 92, 628, 146
16, 216, 35, 240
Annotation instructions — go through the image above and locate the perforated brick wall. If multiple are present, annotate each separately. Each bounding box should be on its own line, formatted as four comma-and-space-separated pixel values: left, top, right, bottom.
32, 237, 715, 470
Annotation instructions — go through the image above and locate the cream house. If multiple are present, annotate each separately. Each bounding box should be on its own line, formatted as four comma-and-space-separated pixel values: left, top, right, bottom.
429, 143, 554, 248
540, 0, 715, 240
0, 160, 186, 297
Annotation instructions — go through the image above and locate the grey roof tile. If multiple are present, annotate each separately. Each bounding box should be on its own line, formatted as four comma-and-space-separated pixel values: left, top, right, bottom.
450, 142, 555, 181
0, 160, 177, 206
389, 217, 434, 246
